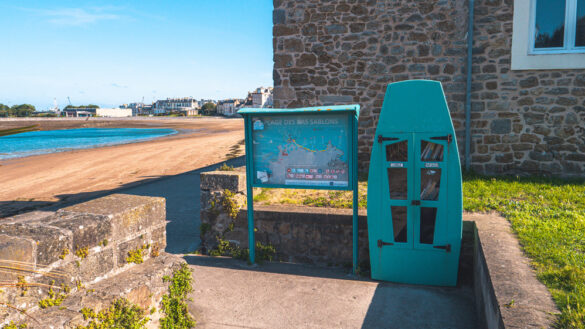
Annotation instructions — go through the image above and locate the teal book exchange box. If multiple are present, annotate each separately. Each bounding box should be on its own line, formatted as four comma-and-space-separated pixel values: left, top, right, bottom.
367, 80, 462, 287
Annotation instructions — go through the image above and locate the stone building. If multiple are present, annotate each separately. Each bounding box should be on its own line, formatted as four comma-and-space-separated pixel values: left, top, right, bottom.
272, 0, 585, 176
154, 97, 200, 115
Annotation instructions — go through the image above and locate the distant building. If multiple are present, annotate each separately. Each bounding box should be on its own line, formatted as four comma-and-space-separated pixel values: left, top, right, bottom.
217, 99, 243, 116
120, 103, 153, 116
96, 108, 132, 117
62, 108, 95, 118
154, 97, 200, 115
198, 99, 217, 107
251, 87, 273, 108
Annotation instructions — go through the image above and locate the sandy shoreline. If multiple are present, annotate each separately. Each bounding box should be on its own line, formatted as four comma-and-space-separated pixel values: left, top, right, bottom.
0, 117, 245, 217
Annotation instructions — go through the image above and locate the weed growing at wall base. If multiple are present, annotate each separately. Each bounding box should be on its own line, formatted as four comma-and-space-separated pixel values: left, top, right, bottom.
160, 263, 196, 329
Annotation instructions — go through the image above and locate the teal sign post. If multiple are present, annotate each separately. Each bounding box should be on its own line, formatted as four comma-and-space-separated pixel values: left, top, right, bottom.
367, 80, 462, 286
239, 105, 360, 272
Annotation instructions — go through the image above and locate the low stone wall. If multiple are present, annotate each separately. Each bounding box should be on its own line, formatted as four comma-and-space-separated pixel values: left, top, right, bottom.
200, 170, 369, 265
0, 194, 167, 324
467, 213, 558, 329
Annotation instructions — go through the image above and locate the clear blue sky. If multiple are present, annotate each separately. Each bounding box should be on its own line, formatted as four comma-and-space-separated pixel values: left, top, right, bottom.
0, 1, 273, 110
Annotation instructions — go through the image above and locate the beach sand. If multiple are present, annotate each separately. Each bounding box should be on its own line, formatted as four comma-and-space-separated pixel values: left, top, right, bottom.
0, 117, 244, 217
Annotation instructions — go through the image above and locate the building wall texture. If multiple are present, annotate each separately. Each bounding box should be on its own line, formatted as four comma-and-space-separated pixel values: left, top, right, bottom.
272, 0, 585, 176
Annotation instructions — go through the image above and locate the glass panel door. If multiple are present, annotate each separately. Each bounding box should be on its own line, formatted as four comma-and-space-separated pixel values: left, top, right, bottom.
381, 134, 413, 249
413, 134, 448, 250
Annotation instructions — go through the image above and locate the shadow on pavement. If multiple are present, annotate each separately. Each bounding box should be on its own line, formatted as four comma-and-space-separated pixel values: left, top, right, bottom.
185, 254, 479, 328
184, 253, 365, 281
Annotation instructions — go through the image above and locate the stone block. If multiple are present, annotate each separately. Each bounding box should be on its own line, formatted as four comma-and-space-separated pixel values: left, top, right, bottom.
0, 222, 71, 265
0, 235, 35, 280
117, 235, 151, 267
61, 247, 115, 284
200, 171, 246, 192
490, 119, 511, 134
325, 24, 347, 34
273, 9, 285, 25
59, 194, 165, 243
48, 213, 112, 251
151, 224, 167, 250
319, 95, 354, 104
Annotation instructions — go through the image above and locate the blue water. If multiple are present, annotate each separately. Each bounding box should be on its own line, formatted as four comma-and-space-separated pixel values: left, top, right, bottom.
0, 128, 177, 160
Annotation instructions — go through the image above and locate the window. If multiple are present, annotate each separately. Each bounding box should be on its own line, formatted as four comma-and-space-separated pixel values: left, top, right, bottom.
512, 0, 585, 70
531, 0, 585, 53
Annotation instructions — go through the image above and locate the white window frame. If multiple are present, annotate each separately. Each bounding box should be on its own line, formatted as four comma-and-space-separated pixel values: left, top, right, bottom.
529, 0, 585, 54
512, 0, 585, 70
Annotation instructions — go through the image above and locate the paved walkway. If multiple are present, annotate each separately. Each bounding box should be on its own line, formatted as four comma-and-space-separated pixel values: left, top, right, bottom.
120, 156, 245, 253
185, 255, 478, 329
58, 156, 478, 328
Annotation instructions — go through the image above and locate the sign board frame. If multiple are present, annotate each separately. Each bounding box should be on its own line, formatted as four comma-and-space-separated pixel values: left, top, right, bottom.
239, 105, 360, 273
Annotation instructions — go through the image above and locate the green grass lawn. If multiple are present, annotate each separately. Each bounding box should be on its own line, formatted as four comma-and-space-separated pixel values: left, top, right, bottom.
464, 173, 585, 328
254, 173, 585, 327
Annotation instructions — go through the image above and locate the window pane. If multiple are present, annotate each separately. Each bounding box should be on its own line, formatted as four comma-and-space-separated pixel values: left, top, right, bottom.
421, 141, 444, 162
420, 207, 437, 244
386, 141, 408, 162
421, 169, 441, 201
534, 0, 566, 48
388, 168, 408, 200
391, 206, 408, 243
577, 0, 585, 47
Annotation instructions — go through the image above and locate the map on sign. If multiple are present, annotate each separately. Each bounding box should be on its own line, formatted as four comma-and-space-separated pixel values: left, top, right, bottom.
251, 113, 350, 188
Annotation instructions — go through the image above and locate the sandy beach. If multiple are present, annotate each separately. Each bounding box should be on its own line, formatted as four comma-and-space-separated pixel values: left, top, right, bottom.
0, 117, 244, 217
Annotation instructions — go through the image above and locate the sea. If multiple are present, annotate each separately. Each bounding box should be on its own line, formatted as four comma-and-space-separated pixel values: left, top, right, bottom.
0, 128, 177, 160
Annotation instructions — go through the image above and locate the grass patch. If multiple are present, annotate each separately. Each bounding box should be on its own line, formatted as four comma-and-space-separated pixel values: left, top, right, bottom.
0, 125, 39, 137
462, 172, 585, 328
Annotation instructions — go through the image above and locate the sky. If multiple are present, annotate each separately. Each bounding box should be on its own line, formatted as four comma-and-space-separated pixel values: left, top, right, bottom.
0, 1, 273, 110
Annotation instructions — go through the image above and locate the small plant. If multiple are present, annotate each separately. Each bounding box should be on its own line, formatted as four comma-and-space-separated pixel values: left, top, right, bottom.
38, 282, 67, 309
221, 189, 239, 220
2, 321, 27, 329
150, 243, 160, 258
75, 245, 89, 259
16, 276, 28, 296
126, 244, 149, 264
218, 163, 234, 171
160, 263, 195, 329
59, 248, 70, 260
209, 238, 275, 263
100, 239, 108, 247
200, 223, 211, 236
77, 298, 149, 329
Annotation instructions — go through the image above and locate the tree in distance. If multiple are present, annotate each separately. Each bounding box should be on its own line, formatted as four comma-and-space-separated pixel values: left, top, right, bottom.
201, 102, 217, 115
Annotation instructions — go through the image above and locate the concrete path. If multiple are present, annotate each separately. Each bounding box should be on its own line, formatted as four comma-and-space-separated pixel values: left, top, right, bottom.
119, 156, 245, 254
185, 255, 478, 329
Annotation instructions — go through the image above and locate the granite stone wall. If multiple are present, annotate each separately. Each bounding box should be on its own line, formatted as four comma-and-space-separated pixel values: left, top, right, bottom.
272, 0, 585, 176
0, 194, 167, 323
200, 170, 369, 265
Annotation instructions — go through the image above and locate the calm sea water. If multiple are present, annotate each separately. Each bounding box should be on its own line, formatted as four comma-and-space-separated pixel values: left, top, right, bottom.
0, 128, 177, 160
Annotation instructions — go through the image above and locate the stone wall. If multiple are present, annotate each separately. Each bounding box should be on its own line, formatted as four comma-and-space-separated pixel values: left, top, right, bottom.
469, 2, 585, 175
200, 170, 369, 265
272, 0, 585, 176
0, 194, 167, 324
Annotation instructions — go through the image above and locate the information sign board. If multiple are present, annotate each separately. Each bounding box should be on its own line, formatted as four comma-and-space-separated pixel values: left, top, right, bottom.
250, 113, 351, 189
239, 105, 360, 272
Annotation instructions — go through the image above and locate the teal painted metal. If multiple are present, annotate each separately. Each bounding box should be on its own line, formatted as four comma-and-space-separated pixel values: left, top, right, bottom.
240, 105, 360, 272
367, 80, 462, 286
